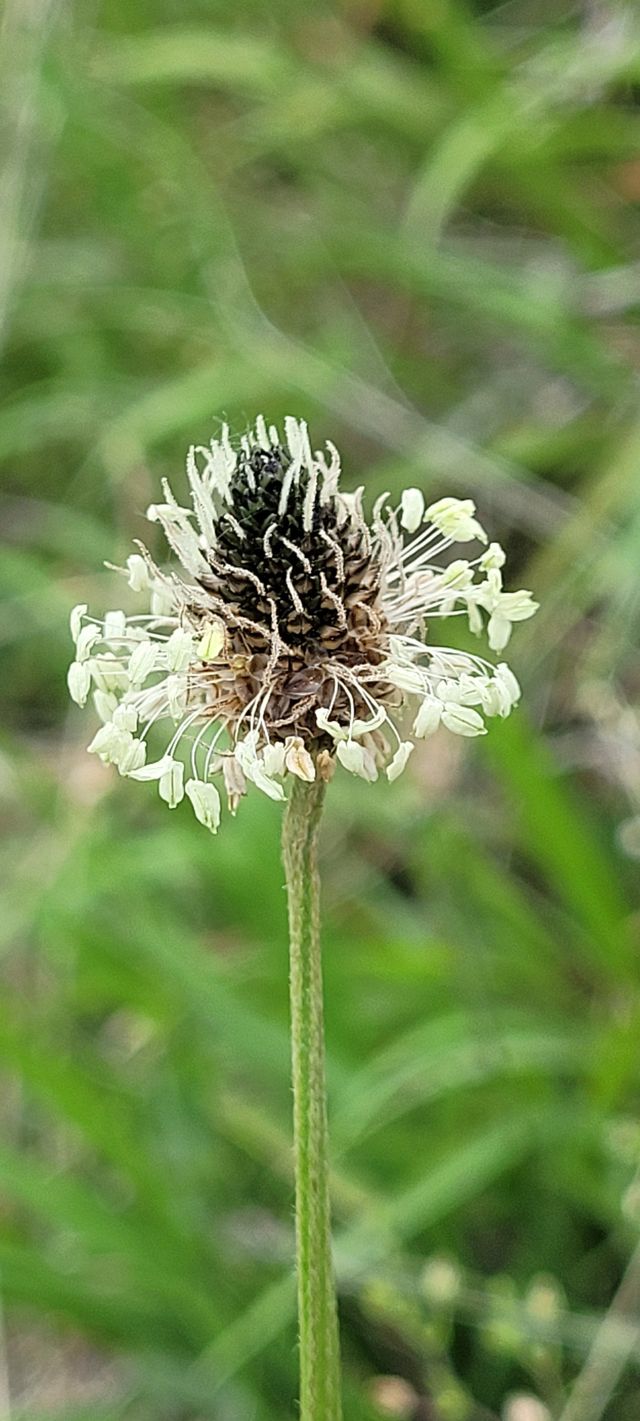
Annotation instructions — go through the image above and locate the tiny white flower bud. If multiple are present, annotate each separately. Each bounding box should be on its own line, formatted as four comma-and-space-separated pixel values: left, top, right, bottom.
88, 653, 129, 694
67, 661, 91, 707
360, 747, 379, 782
479, 541, 506, 571
425, 496, 487, 544
166, 674, 188, 720
285, 737, 316, 782
440, 558, 472, 589
166, 627, 194, 673
75, 625, 100, 662
400, 488, 425, 534
499, 590, 538, 622
126, 554, 151, 592
69, 604, 88, 641
151, 582, 175, 617
93, 689, 118, 723
488, 613, 512, 652
112, 702, 139, 732
128, 754, 175, 781
386, 741, 414, 782
262, 742, 286, 777
413, 697, 442, 738
480, 681, 506, 717
128, 640, 158, 686
384, 664, 428, 695
222, 756, 247, 813
496, 663, 521, 706
435, 678, 462, 703
159, 759, 185, 808
104, 610, 127, 640
185, 778, 221, 832
252, 767, 286, 801
235, 734, 285, 799
116, 737, 146, 775
467, 600, 483, 634
440, 703, 487, 737
233, 731, 259, 771
87, 723, 131, 765
336, 740, 369, 778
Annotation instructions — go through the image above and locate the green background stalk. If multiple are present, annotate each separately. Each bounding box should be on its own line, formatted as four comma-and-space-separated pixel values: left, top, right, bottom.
282, 774, 342, 1421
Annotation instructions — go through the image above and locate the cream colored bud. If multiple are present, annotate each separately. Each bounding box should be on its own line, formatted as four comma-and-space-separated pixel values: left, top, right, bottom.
285, 738, 316, 782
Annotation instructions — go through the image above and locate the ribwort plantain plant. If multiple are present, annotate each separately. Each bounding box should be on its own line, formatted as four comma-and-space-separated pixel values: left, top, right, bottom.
68, 416, 537, 1419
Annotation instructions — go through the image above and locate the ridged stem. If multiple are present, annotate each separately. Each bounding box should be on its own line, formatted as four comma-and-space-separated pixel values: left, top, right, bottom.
282, 775, 342, 1421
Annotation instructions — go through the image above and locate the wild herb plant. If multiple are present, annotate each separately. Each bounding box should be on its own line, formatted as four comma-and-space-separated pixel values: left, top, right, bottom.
67, 416, 535, 1416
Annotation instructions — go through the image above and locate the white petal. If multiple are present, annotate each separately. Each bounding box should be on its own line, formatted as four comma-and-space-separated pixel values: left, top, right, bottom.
75, 625, 100, 662
480, 681, 506, 717
159, 759, 185, 808
440, 703, 487, 737
113, 702, 139, 732
126, 555, 151, 592
104, 610, 127, 640
87, 723, 131, 764
251, 767, 286, 801
361, 747, 379, 783
69, 604, 88, 641
467, 601, 483, 635
496, 662, 521, 706
67, 661, 91, 707
166, 674, 188, 720
166, 627, 194, 673
425, 496, 487, 544
386, 741, 414, 782
93, 689, 118, 722
496, 590, 539, 623
439, 558, 472, 589
151, 582, 176, 617
383, 663, 428, 695
262, 743, 286, 777
479, 542, 506, 571
88, 654, 129, 694
128, 753, 175, 781
116, 737, 146, 775
128, 640, 158, 686
336, 740, 369, 778
413, 697, 442, 738
222, 756, 247, 812
285, 738, 316, 782
234, 730, 261, 771
487, 613, 512, 652
400, 488, 425, 534
185, 778, 221, 832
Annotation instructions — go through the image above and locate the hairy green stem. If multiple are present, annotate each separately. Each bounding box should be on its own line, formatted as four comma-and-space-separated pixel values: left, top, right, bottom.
282, 774, 342, 1421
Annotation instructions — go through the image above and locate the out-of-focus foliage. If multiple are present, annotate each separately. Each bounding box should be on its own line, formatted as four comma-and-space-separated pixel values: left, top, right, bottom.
2, 1, 640, 1417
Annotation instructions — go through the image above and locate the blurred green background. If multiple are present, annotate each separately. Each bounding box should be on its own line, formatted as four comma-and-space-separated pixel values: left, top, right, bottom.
2, 1, 640, 1418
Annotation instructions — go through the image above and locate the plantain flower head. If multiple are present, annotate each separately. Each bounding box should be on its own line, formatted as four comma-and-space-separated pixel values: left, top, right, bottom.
68, 416, 537, 829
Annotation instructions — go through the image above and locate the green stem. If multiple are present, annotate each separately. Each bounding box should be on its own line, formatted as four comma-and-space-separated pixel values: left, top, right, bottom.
282, 774, 343, 1421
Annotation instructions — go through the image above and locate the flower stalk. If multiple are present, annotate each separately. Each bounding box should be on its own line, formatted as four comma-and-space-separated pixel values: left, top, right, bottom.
282, 773, 342, 1421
